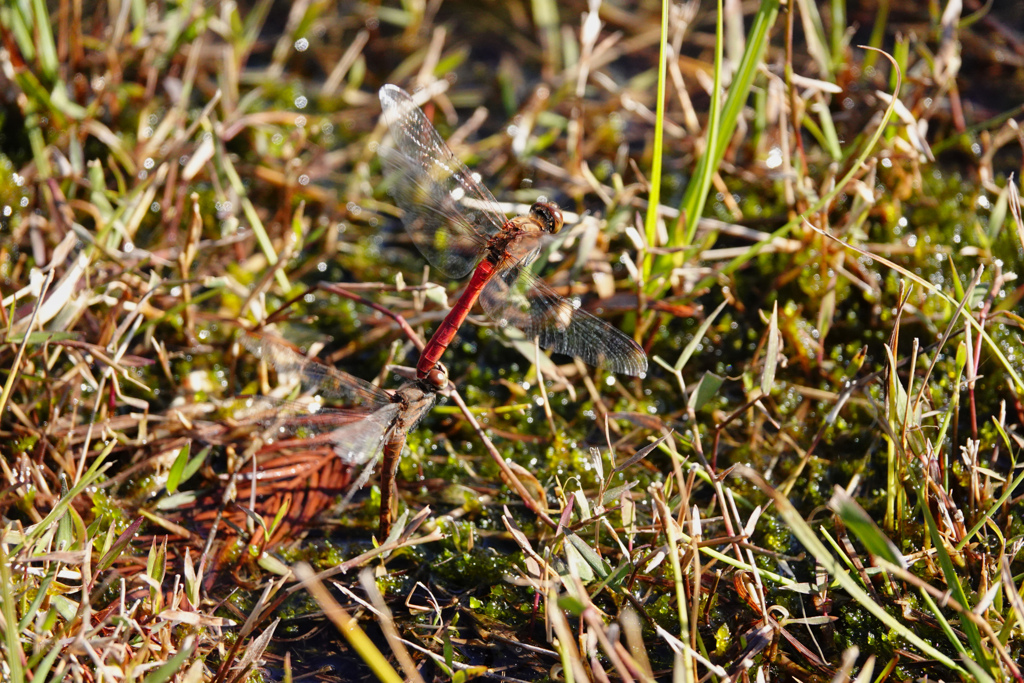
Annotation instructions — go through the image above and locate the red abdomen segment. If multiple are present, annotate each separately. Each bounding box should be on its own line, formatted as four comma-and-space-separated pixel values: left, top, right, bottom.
417, 259, 495, 378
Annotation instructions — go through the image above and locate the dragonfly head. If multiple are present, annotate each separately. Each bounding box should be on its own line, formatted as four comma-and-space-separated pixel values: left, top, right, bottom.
530, 201, 563, 234
424, 363, 449, 390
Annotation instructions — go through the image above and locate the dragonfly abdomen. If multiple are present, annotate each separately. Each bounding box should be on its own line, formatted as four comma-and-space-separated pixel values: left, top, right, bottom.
416, 260, 495, 378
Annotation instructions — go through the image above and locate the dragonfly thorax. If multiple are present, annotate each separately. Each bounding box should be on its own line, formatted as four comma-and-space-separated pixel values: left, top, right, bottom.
485, 203, 563, 268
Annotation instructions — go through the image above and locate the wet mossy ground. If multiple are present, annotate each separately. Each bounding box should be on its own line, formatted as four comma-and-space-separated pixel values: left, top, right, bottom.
3, 0, 1024, 680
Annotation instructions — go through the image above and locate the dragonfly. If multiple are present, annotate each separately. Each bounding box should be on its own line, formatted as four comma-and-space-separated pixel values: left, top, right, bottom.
241, 332, 448, 540
378, 84, 648, 379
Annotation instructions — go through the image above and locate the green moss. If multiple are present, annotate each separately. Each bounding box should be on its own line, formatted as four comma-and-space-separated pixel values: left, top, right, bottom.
0, 154, 27, 241
88, 490, 131, 534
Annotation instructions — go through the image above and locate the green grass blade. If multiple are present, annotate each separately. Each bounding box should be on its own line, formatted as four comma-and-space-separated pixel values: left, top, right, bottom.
863, 0, 890, 70
0, 539, 25, 683
641, 0, 669, 282
650, 0, 781, 287
829, 489, 905, 569
166, 441, 191, 494
28, 638, 62, 683
669, 300, 727, 373
29, 0, 58, 80
142, 636, 196, 683
917, 491, 991, 673
97, 516, 145, 573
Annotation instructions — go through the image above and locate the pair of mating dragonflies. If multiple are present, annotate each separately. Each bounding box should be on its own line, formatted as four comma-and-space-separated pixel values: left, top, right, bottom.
246, 85, 647, 538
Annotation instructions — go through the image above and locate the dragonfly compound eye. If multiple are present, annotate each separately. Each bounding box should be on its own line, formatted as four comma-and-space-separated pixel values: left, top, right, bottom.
426, 365, 449, 389
530, 201, 563, 234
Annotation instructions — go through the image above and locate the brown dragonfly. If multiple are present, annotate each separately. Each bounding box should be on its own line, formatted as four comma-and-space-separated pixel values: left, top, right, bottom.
378, 84, 648, 379
241, 332, 447, 540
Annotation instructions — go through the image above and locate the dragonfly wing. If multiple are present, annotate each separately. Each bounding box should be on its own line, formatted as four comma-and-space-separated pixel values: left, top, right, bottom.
329, 404, 401, 465
242, 332, 390, 408
379, 85, 507, 279
236, 396, 370, 434
479, 265, 649, 376
378, 147, 489, 278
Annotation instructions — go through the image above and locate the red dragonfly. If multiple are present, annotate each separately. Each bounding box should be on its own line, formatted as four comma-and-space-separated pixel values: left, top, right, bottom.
241, 332, 447, 540
378, 84, 648, 379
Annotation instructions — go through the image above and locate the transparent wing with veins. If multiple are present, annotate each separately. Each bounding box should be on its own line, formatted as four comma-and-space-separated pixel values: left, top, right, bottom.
242, 333, 433, 465
242, 332, 390, 408
480, 262, 649, 377
379, 84, 508, 278
236, 395, 374, 444
235, 400, 400, 468
329, 404, 401, 465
